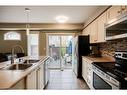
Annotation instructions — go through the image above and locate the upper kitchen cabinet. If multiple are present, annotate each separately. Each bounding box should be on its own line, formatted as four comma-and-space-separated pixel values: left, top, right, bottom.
83, 26, 90, 40
121, 5, 127, 14
82, 28, 86, 35
90, 19, 98, 43
83, 25, 91, 35
106, 6, 127, 24
106, 6, 121, 23
83, 19, 98, 43
97, 12, 107, 43
85, 24, 92, 43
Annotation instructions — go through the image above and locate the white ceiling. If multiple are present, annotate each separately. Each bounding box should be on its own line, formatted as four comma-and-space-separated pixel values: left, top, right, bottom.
0, 6, 102, 23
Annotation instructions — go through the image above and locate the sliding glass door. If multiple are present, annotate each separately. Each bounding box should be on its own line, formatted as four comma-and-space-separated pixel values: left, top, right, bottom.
48, 34, 73, 70
48, 36, 61, 69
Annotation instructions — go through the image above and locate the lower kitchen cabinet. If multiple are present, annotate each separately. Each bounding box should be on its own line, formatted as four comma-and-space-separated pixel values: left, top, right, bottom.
37, 62, 45, 89
10, 69, 37, 89
26, 58, 50, 89
82, 57, 93, 89
82, 58, 87, 81
10, 78, 26, 89
9, 57, 51, 89
26, 69, 37, 89
26, 62, 45, 89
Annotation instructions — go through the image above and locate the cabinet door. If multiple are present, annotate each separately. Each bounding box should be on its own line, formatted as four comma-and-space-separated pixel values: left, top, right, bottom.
10, 78, 25, 89
121, 5, 127, 14
97, 12, 107, 42
82, 59, 88, 82
107, 6, 121, 23
83, 26, 90, 35
84, 25, 93, 43
90, 20, 98, 43
82, 29, 86, 35
82, 58, 93, 89
82, 59, 85, 80
86, 63, 92, 87
26, 69, 37, 89
37, 63, 44, 89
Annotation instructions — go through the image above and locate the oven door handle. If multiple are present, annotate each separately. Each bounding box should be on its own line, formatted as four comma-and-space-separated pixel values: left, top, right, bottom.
104, 78, 119, 87
101, 73, 119, 87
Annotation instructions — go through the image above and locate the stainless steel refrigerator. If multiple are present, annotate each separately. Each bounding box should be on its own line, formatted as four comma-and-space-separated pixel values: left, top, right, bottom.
72, 35, 90, 78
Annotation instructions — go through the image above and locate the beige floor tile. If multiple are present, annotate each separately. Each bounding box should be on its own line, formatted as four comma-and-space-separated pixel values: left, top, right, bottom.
45, 69, 89, 90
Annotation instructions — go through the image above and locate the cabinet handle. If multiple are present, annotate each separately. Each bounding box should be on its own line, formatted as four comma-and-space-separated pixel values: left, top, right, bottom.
121, 8, 126, 11
38, 68, 41, 70
125, 6, 127, 12
121, 5, 126, 11
117, 10, 121, 14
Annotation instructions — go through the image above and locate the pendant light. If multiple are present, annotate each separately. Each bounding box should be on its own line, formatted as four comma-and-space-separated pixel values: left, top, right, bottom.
25, 8, 30, 35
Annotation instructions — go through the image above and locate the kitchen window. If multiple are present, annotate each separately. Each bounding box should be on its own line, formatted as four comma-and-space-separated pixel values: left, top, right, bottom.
4, 32, 21, 40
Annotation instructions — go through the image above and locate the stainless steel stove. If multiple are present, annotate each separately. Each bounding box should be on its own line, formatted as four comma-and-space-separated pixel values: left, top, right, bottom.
92, 51, 127, 89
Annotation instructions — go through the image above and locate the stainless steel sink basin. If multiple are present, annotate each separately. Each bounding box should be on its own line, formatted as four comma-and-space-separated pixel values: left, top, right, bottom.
23, 59, 40, 64
3, 64, 33, 70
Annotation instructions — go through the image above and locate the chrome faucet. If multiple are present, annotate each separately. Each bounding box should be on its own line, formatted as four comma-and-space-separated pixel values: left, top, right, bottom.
11, 45, 25, 64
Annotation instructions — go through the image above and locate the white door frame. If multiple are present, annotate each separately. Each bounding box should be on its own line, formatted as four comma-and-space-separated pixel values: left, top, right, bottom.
46, 33, 75, 56
46, 32, 75, 69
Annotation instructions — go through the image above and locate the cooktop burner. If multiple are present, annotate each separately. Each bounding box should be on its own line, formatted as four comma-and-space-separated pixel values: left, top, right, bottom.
93, 62, 127, 80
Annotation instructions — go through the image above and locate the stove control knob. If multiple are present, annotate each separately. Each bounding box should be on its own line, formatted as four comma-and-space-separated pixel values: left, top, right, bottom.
115, 54, 118, 57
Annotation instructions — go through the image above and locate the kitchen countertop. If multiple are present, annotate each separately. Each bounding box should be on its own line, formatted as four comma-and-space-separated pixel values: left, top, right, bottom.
82, 55, 115, 63
0, 56, 49, 89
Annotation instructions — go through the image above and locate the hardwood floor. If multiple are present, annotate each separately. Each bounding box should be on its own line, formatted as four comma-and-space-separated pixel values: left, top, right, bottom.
45, 69, 89, 90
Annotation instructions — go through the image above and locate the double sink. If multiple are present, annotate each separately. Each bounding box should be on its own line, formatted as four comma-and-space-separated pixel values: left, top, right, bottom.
2, 59, 40, 70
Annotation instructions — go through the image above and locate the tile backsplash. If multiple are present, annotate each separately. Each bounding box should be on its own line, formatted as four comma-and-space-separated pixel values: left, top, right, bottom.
99, 38, 127, 57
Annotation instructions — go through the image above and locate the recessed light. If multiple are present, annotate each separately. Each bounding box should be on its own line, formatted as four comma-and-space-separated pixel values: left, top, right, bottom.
55, 15, 68, 23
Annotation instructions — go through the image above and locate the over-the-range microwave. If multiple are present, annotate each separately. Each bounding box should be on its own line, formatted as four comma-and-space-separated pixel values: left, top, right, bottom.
105, 13, 127, 40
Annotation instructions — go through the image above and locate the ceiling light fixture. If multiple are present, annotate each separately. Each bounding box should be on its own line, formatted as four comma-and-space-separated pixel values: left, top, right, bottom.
25, 8, 30, 35
55, 15, 68, 23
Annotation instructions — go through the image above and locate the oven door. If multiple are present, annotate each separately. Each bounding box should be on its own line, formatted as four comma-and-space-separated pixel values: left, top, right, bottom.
92, 70, 119, 89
